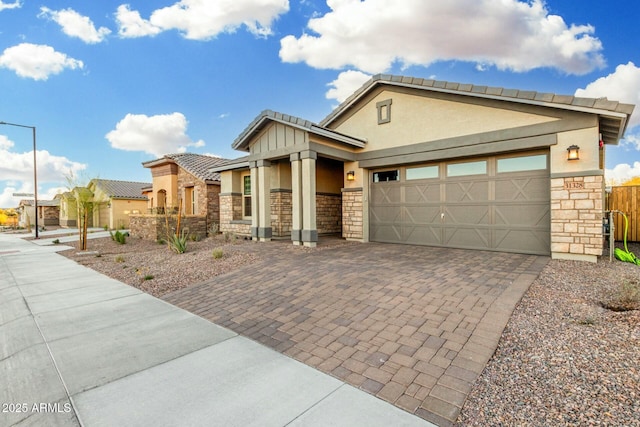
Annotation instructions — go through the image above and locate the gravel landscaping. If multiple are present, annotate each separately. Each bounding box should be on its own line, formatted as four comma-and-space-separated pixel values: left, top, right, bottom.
58, 235, 640, 425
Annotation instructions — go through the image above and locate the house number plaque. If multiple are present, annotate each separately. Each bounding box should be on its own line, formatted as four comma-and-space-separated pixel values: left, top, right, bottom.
564, 182, 584, 190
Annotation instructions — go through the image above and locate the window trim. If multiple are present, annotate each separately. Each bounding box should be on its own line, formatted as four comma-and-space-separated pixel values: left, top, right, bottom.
372, 169, 400, 182
242, 173, 252, 219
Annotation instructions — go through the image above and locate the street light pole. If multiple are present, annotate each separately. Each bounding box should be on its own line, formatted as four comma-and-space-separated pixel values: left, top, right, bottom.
0, 121, 38, 238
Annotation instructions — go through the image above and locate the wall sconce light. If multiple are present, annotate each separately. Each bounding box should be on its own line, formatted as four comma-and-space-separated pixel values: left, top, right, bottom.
567, 145, 580, 161
346, 171, 356, 181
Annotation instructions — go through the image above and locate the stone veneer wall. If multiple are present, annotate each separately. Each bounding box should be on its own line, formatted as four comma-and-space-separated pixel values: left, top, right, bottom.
176, 168, 220, 228
317, 193, 342, 234
220, 191, 342, 238
41, 206, 59, 226
219, 194, 251, 236
550, 175, 604, 258
271, 190, 292, 237
130, 214, 208, 241
342, 189, 363, 240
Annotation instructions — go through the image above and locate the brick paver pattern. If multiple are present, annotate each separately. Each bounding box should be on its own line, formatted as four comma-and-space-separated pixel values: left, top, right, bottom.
163, 240, 548, 426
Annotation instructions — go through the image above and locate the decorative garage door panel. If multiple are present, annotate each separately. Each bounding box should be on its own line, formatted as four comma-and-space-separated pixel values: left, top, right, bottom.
370, 154, 550, 255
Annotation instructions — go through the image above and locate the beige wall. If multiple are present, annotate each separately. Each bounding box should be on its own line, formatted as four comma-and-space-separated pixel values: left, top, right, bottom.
316, 158, 343, 194
110, 199, 147, 229
152, 174, 178, 207
270, 161, 292, 189
550, 127, 601, 174
332, 88, 558, 153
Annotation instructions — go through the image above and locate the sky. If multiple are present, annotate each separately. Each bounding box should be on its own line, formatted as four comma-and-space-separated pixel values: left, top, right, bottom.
1, 0, 639, 208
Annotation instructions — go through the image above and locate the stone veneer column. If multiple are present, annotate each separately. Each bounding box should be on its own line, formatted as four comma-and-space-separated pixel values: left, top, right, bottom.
301, 150, 317, 247
290, 153, 302, 245
550, 174, 604, 262
341, 188, 363, 240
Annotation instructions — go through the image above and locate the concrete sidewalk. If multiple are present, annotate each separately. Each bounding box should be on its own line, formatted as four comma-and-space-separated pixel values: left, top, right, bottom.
0, 233, 434, 427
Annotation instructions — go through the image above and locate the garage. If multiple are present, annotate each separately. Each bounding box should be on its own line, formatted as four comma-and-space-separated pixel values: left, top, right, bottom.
370, 151, 550, 255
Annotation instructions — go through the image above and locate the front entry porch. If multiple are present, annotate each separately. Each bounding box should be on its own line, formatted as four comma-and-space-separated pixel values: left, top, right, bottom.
219, 153, 347, 247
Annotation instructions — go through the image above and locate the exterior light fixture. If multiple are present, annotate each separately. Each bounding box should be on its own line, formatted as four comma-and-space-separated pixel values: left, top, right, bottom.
567, 145, 580, 161
346, 171, 356, 181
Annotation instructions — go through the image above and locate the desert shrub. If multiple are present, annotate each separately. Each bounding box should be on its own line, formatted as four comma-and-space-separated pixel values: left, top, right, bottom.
212, 248, 223, 259
224, 231, 237, 243
209, 222, 219, 235
110, 230, 127, 244
167, 230, 188, 254
115, 255, 125, 263
602, 279, 640, 312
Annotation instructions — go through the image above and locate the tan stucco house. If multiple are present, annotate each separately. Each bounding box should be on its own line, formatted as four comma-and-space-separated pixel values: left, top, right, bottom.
88, 179, 150, 229
58, 180, 150, 229
17, 198, 59, 228
214, 74, 634, 262
130, 153, 228, 240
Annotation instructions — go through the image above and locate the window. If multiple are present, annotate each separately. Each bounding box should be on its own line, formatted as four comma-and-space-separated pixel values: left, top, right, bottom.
376, 99, 392, 124
185, 187, 195, 215
406, 165, 439, 180
373, 170, 399, 182
447, 160, 487, 177
497, 154, 547, 173
243, 175, 251, 218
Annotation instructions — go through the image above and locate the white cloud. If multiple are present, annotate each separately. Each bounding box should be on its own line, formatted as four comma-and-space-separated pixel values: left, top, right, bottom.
39, 7, 111, 44
116, 0, 289, 40
0, 139, 87, 183
280, 0, 604, 75
0, 134, 87, 207
606, 161, 640, 185
106, 112, 205, 157
575, 62, 640, 129
0, 135, 14, 150
0, 184, 66, 209
115, 5, 162, 38
0, 43, 84, 80
0, 1, 20, 12
621, 133, 640, 152
326, 70, 371, 103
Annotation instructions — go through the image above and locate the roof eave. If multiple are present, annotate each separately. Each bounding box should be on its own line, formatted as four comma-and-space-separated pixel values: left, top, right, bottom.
321, 76, 635, 141
210, 161, 251, 173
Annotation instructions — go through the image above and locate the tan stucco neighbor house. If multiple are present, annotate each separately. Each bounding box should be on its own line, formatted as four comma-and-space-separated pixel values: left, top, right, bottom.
87, 179, 150, 229
214, 74, 634, 262
17, 199, 60, 228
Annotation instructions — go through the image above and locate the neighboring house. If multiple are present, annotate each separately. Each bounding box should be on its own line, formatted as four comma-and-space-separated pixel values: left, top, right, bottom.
17, 199, 60, 228
131, 153, 229, 240
87, 179, 150, 229
58, 192, 78, 227
214, 74, 634, 262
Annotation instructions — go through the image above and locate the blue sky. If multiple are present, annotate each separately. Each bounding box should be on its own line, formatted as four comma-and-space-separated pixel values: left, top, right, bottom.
1, 0, 639, 208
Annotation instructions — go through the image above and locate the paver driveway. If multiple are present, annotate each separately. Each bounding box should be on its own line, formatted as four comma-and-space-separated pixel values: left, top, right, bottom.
164, 240, 548, 426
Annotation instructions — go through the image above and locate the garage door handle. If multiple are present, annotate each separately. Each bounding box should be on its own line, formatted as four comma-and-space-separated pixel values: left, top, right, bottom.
441, 212, 445, 222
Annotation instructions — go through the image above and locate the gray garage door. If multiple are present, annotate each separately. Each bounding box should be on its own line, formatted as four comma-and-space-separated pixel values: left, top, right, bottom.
370, 152, 550, 255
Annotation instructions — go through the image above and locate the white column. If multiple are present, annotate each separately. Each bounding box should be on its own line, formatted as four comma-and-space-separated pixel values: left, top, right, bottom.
249, 162, 259, 241
257, 159, 272, 242
301, 150, 317, 247
290, 153, 302, 245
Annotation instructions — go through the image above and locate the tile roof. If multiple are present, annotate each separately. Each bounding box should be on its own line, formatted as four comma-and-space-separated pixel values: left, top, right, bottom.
319, 74, 635, 145
232, 110, 367, 152
91, 179, 151, 200
19, 199, 60, 207
143, 153, 229, 182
